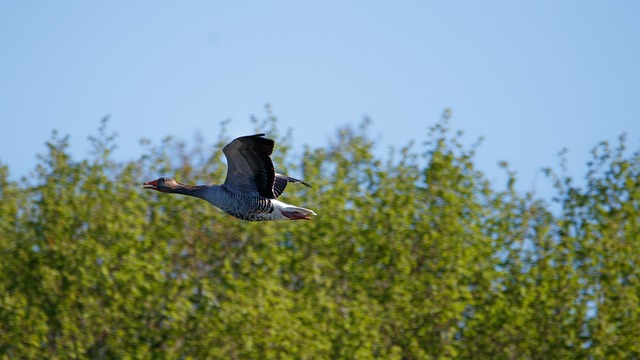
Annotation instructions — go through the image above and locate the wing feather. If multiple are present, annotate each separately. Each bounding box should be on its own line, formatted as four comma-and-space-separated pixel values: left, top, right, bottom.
273, 174, 311, 198
222, 134, 277, 198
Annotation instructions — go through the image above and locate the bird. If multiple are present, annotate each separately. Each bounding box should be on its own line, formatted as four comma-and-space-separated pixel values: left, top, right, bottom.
143, 133, 317, 221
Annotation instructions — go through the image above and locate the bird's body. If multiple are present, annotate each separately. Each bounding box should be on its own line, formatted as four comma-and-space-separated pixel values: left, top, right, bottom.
143, 134, 316, 221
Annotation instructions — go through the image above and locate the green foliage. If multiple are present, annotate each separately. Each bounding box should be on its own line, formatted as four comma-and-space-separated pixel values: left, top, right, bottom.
1, 112, 639, 359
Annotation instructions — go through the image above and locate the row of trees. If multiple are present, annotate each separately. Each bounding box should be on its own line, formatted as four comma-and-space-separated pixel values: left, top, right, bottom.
1, 112, 639, 358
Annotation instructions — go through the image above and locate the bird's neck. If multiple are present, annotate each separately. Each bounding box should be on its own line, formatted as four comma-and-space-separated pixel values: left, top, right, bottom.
171, 183, 212, 198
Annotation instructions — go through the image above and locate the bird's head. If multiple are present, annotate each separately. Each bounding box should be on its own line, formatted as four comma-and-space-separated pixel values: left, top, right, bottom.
143, 177, 179, 193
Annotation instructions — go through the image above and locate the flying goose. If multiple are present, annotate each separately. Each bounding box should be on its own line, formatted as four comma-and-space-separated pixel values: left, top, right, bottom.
143, 133, 317, 221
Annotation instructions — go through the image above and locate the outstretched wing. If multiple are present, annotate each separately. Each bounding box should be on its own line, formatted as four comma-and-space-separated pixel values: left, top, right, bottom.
222, 134, 277, 198
273, 174, 311, 198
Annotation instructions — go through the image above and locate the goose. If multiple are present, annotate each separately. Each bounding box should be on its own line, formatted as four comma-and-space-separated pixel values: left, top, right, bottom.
143, 133, 317, 221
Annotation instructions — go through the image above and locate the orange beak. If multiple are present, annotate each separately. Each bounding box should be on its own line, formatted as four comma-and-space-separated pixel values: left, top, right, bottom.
143, 180, 159, 190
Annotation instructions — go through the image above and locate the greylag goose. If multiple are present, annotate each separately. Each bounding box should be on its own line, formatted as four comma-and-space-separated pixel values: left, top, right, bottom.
143, 133, 317, 221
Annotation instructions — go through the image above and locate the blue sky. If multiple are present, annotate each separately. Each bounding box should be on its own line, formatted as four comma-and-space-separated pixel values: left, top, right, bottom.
2, 2, 639, 198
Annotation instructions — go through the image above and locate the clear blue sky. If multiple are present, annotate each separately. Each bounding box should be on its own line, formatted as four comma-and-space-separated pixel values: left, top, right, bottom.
2, 2, 639, 198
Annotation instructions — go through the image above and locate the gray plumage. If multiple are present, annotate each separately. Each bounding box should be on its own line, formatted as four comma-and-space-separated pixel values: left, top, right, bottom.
144, 134, 316, 221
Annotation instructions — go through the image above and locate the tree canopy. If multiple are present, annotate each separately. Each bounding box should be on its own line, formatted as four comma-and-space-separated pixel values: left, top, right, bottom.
1, 112, 639, 359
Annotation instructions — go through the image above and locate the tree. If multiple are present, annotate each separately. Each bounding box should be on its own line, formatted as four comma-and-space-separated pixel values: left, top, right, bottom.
0, 112, 638, 358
